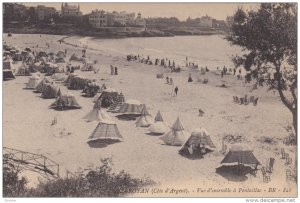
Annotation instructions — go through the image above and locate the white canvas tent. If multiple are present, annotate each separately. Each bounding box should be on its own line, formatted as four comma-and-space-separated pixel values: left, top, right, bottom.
160, 117, 188, 146
135, 105, 152, 127
25, 75, 41, 89
83, 107, 112, 122
147, 111, 170, 135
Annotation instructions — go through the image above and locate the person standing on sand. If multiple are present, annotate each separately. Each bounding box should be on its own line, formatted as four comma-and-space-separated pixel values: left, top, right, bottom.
221, 71, 224, 78
233, 68, 236, 75
188, 73, 193, 82
169, 77, 173, 85
174, 86, 178, 96
111, 66, 114, 75
114, 67, 118, 75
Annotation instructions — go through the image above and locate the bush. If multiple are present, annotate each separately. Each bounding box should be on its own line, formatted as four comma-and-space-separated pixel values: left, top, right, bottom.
3, 162, 28, 197
3, 158, 155, 197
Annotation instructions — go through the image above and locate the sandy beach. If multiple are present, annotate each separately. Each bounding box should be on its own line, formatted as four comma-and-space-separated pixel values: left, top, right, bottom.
3, 33, 297, 197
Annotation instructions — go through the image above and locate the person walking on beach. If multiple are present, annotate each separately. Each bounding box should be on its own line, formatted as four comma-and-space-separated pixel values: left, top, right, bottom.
114, 67, 118, 75
233, 68, 236, 75
221, 71, 224, 78
174, 86, 178, 96
166, 76, 169, 84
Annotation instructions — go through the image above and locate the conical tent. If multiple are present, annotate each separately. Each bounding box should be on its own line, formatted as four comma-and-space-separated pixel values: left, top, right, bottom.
160, 117, 187, 146
83, 107, 112, 122
26, 75, 41, 89
89, 120, 123, 142
179, 128, 216, 155
172, 117, 184, 131
220, 144, 260, 166
49, 93, 81, 110
118, 99, 143, 114
154, 111, 163, 122
135, 105, 152, 127
148, 111, 169, 134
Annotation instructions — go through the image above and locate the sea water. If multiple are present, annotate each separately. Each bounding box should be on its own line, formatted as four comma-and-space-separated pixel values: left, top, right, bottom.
78, 35, 243, 70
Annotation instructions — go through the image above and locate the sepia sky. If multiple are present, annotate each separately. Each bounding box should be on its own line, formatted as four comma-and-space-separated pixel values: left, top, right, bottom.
22, 2, 260, 20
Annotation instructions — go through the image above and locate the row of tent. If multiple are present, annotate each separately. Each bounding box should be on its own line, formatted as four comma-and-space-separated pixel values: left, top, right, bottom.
25, 75, 82, 110
85, 104, 260, 166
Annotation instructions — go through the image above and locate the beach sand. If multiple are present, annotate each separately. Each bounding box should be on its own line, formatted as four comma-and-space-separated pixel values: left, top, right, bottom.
3, 34, 297, 197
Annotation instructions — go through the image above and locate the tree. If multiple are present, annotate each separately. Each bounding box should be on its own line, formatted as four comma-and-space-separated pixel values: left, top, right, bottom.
227, 3, 297, 140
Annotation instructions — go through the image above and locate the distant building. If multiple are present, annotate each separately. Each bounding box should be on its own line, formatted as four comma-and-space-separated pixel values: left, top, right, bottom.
134, 13, 146, 27
212, 19, 227, 28
3, 3, 27, 22
61, 3, 82, 17
199, 15, 213, 27
36, 5, 56, 21
88, 10, 139, 27
89, 9, 108, 28
111, 11, 135, 26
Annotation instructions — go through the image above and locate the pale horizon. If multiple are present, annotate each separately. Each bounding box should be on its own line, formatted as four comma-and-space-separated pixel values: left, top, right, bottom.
21, 2, 260, 21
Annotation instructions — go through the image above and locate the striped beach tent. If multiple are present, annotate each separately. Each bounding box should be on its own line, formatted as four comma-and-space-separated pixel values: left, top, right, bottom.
35, 78, 51, 93
49, 92, 81, 110
220, 144, 260, 166
88, 120, 123, 143
118, 99, 143, 115
179, 128, 216, 157
107, 93, 125, 113
41, 82, 60, 99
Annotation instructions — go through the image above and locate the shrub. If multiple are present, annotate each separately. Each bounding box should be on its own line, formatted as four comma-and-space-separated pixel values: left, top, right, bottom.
3, 162, 28, 197
3, 157, 155, 197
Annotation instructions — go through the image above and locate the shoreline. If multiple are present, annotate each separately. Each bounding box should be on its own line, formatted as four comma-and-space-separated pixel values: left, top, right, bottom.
4, 26, 226, 39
